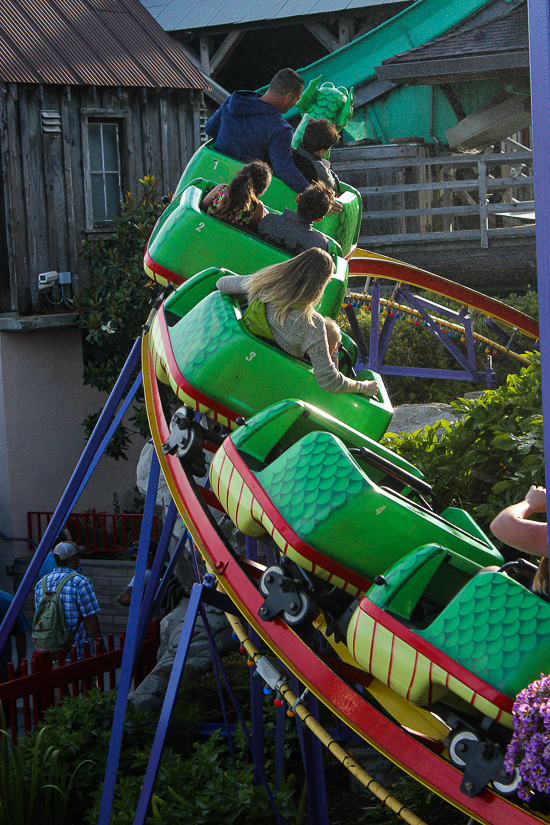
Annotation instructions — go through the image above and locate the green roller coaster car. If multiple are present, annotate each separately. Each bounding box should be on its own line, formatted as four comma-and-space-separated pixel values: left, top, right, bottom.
149, 267, 390, 438
210, 399, 503, 598
174, 141, 362, 257
145, 178, 343, 289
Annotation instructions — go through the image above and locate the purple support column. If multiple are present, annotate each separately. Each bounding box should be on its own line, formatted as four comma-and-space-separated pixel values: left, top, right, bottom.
290, 675, 329, 825
528, 0, 550, 582
98, 450, 160, 825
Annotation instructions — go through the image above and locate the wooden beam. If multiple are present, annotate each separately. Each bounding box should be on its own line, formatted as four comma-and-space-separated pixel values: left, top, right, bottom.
60, 86, 79, 296
173, 40, 228, 105
338, 17, 354, 47
199, 35, 210, 75
304, 21, 338, 53
209, 30, 244, 76
174, 40, 201, 71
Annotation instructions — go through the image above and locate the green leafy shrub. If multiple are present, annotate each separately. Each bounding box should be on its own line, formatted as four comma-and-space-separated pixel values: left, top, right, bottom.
0, 723, 88, 825
85, 735, 296, 825
73, 176, 166, 458
23, 690, 157, 823
28, 690, 296, 825
383, 353, 543, 545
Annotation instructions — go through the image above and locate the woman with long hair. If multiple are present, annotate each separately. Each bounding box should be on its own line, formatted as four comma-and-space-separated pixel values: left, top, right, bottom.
217, 248, 379, 396
201, 160, 271, 230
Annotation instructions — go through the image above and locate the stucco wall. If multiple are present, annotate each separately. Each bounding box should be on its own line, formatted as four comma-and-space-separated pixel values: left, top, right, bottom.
0, 326, 145, 591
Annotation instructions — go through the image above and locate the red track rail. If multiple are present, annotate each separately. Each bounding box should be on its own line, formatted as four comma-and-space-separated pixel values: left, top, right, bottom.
350, 253, 539, 341
143, 332, 543, 825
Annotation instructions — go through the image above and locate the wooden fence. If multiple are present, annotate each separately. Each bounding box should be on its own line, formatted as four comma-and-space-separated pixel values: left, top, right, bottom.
0, 619, 160, 742
27, 511, 160, 553
332, 147, 535, 249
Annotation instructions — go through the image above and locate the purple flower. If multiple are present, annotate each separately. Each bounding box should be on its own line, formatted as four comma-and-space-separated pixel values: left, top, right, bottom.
506, 674, 550, 797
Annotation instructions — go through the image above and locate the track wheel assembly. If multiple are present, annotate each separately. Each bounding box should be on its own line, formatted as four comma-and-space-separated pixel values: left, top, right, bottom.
259, 564, 316, 627
447, 727, 519, 798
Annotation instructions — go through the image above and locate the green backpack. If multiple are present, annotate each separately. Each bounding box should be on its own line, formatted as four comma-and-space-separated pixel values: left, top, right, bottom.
32, 573, 78, 652
242, 300, 275, 341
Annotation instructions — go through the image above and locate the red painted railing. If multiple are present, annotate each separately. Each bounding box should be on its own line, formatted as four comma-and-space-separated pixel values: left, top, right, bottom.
0, 619, 160, 742
27, 511, 160, 553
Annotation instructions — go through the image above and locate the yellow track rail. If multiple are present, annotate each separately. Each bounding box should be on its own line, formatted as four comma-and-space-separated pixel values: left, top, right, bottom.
226, 611, 429, 825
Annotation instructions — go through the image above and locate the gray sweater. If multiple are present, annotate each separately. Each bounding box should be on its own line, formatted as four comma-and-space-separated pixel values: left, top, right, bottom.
257, 209, 330, 256
216, 274, 358, 394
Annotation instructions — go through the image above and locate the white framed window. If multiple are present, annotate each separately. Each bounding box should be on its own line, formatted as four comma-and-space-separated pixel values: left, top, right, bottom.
89, 122, 122, 223
82, 109, 131, 230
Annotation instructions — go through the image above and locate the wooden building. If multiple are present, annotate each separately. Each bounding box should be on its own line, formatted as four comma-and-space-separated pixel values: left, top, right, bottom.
0, 0, 209, 593
0, 0, 210, 316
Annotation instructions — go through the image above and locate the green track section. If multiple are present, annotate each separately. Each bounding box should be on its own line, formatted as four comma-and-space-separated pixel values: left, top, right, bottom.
290, 0, 495, 97
275, 0, 523, 144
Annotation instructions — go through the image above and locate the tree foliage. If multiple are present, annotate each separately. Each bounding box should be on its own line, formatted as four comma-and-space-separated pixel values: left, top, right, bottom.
383, 353, 543, 545
73, 176, 166, 458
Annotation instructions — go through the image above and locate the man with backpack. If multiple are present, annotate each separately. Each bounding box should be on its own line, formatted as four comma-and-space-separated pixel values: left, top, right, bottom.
33, 541, 101, 657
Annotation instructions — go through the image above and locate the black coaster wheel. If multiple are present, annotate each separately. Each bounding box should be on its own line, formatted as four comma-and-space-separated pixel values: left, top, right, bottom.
448, 729, 479, 768
283, 591, 314, 626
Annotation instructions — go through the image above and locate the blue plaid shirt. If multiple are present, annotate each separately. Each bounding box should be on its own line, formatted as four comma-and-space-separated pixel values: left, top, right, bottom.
35, 568, 100, 658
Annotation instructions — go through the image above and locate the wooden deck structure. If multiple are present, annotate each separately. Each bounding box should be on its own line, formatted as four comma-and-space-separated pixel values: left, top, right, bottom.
332, 141, 536, 292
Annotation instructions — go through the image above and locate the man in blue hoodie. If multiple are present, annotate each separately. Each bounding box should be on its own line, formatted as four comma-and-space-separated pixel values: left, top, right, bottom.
205, 68, 310, 193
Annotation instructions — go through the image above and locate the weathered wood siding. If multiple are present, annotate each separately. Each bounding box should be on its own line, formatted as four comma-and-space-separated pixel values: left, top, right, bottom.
0, 83, 199, 313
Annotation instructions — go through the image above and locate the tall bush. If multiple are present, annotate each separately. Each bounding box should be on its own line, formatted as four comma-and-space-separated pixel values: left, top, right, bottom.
383, 353, 543, 537
73, 176, 166, 459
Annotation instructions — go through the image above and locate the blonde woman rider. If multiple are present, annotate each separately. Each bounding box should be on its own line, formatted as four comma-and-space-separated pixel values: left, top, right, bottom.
216, 247, 378, 397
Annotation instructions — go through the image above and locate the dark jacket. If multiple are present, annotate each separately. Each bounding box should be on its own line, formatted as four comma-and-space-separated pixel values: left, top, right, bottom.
257, 208, 330, 256
292, 145, 336, 189
205, 91, 309, 193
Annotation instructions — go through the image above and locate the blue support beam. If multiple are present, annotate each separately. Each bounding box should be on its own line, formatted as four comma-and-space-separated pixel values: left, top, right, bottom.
528, 0, 550, 589
290, 675, 328, 825
98, 450, 161, 825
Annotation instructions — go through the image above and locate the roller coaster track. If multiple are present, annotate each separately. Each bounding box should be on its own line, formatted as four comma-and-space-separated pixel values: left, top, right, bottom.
143, 328, 546, 825
350, 249, 539, 341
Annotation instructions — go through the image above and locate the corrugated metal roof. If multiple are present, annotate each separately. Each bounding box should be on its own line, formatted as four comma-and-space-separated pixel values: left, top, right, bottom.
142, 0, 402, 33
0, 0, 210, 89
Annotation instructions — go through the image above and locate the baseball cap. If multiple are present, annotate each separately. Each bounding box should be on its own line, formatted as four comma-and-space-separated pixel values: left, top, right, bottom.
53, 541, 79, 560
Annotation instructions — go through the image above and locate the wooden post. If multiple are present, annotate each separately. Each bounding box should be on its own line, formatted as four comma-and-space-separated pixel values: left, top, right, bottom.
200, 35, 210, 75
31, 650, 55, 723
159, 94, 169, 194
338, 17, 354, 47
478, 159, 489, 249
